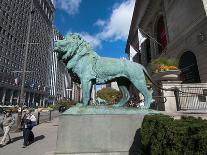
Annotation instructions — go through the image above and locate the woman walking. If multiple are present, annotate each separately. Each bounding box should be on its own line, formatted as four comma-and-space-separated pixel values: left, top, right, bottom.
22, 109, 36, 148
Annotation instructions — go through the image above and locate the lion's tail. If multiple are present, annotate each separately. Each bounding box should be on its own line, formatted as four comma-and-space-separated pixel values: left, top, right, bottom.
141, 66, 173, 91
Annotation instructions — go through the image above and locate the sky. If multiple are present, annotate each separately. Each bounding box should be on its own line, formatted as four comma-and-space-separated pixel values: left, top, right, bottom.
53, 0, 135, 59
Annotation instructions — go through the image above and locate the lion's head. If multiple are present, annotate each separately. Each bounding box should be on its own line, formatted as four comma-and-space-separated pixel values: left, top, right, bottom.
54, 34, 92, 62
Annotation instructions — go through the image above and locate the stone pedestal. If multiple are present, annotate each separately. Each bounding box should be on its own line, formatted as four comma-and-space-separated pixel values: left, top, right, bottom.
152, 70, 181, 81
161, 81, 182, 112
55, 108, 152, 155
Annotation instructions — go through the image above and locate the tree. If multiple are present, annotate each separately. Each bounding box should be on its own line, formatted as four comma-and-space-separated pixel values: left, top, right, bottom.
97, 88, 122, 104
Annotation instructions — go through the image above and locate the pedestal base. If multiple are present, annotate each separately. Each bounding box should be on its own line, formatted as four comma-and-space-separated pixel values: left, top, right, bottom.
55, 114, 145, 155
55, 106, 158, 155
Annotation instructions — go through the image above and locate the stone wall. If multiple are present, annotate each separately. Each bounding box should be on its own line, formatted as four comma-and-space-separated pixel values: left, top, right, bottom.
137, 0, 207, 82
165, 0, 206, 41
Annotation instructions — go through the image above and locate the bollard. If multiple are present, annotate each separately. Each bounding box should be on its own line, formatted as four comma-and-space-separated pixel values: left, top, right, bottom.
37, 112, 40, 125
49, 110, 52, 121
15, 113, 22, 132
173, 87, 180, 111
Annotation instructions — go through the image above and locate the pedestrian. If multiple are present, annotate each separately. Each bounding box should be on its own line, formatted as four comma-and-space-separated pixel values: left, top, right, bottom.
0, 111, 15, 146
22, 109, 37, 148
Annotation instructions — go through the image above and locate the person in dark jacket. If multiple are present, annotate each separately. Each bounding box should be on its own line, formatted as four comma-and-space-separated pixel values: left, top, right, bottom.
0, 111, 14, 146
22, 109, 36, 148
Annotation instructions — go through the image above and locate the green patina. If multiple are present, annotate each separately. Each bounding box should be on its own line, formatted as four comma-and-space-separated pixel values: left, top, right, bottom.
62, 103, 159, 115
54, 34, 152, 109
95, 97, 108, 105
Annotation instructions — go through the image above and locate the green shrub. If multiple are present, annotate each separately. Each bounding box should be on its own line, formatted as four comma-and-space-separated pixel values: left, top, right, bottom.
151, 57, 178, 73
50, 100, 77, 110
140, 114, 207, 155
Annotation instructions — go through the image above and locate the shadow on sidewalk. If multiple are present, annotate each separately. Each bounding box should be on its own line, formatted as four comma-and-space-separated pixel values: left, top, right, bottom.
11, 136, 24, 143
34, 135, 45, 143
0, 136, 23, 148
25, 135, 45, 147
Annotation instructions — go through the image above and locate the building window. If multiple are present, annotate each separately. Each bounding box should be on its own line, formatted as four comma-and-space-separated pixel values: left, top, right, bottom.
146, 38, 151, 63
157, 16, 167, 54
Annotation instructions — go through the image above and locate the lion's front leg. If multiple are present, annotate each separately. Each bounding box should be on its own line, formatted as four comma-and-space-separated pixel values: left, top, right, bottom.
81, 79, 92, 106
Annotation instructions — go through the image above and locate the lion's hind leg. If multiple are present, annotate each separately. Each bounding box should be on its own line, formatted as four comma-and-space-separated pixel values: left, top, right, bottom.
131, 79, 152, 109
113, 83, 130, 107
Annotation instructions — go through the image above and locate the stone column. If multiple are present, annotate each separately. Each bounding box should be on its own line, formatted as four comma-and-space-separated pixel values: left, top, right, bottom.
72, 82, 75, 101
32, 93, 35, 106
161, 81, 182, 113
10, 90, 14, 105
16, 91, 20, 104
27, 93, 31, 107
2, 89, 6, 105
43, 96, 46, 107
39, 96, 43, 107
23, 92, 26, 106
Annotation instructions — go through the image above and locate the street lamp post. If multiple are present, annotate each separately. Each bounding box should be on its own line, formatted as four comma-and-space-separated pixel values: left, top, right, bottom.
16, 0, 34, 131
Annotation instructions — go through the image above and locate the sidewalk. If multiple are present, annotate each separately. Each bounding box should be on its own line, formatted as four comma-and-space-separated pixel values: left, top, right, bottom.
0, 117, 59, 155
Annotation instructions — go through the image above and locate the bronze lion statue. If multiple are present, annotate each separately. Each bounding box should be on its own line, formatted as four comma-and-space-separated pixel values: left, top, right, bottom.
54, 34, 152, 108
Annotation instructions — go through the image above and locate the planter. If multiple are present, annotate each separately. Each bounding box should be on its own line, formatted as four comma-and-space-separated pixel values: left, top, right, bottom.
152, 70, 181, 81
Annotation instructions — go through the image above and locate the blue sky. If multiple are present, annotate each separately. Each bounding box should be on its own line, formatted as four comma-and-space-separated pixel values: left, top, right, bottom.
53, 0, 135, 58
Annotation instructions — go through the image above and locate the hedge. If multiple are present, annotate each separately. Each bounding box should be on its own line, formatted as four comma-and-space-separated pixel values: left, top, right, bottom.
140, 114, 207, 155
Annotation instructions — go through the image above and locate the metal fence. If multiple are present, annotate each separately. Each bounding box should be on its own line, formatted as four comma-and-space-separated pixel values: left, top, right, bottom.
175, 86, 207, 110
152, 96, 167, 110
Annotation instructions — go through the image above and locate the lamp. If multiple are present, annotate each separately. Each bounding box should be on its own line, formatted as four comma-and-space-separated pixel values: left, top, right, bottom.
198, 33, 206, 43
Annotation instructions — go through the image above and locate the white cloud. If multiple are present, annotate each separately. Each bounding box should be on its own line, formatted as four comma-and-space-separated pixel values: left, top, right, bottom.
55, 0, 82, 15
64, 0, 135, 49
94, 19, 106, 27
78, 33, 102, 49
97, 0, 135, 41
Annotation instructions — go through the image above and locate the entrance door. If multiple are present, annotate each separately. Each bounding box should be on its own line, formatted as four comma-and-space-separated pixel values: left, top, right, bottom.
179, 51, 201, 83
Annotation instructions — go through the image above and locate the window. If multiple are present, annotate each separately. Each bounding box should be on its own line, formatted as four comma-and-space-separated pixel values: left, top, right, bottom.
157, 16, 167, 54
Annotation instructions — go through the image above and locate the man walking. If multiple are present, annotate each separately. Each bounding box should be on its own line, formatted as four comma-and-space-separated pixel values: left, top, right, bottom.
0, 111, 15, 146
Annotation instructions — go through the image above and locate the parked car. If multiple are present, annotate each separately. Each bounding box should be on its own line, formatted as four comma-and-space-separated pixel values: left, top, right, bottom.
1, 106, 17, 113
58, 106, 67, 113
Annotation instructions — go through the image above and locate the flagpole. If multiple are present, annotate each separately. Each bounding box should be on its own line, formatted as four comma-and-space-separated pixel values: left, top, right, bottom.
16, 0, 34, 131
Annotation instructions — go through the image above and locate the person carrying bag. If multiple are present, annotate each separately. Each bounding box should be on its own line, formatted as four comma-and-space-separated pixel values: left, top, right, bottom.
22, 109, 36, 148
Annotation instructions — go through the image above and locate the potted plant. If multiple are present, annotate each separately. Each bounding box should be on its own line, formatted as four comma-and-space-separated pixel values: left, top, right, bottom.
151, 57, 181, 81
151, 57, 178, 72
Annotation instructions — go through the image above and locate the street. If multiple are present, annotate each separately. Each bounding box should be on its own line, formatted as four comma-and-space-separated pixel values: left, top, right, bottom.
0, 117, 59, 155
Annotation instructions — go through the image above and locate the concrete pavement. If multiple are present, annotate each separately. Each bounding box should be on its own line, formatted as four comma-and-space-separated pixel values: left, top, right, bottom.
0, 117, 59, 155
0, 110, 60, 135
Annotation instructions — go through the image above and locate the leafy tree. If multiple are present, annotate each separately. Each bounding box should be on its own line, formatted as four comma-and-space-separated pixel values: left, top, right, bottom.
97, 87, 122, 104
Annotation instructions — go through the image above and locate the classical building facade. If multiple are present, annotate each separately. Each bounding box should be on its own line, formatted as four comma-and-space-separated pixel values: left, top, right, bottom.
126, 0, 207, 83
0, 0, 54, 106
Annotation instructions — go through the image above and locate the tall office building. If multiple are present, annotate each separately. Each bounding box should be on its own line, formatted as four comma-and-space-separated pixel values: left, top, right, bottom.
49, 28, 72, 104
0, 0, 54, 106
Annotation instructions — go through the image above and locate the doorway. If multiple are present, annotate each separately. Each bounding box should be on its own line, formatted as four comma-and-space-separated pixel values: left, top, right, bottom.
179, 51, 201, 83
